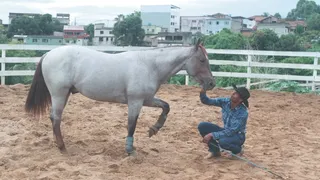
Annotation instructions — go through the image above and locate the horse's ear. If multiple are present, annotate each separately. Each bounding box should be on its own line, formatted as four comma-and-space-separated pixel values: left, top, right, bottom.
195, 38, 201, 50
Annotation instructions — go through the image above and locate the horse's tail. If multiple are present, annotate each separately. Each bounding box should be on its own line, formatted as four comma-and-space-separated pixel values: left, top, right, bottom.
25, 53, 51, 118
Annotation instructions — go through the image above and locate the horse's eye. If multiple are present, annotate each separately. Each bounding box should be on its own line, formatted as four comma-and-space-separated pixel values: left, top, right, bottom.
200, 59, 205, 62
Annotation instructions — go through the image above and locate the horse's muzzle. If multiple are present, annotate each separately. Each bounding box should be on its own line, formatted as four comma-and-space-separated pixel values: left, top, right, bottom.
203, 77, 216, 91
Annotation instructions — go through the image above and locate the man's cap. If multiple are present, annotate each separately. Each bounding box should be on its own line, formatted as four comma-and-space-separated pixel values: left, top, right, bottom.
232, 84, 250, 108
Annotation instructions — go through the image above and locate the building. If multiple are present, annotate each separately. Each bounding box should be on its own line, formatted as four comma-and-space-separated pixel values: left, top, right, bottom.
286, 20, 307, 33
0, 19, 2, 25
93, 21, 115, 46
53, 13, 70, 25
12, 35, 27, 43
255, 16, 290, 37
232, 16, 256, 29
141, 4, 180, 33
142, 25, 163, 35
9, 12, 40, 24
63, 25, 89, 46
9, 12, 70, 25
153, 32, 192, 47
12, 35, 64, 45
180, 13, 233, 35
26, 35, 64, 45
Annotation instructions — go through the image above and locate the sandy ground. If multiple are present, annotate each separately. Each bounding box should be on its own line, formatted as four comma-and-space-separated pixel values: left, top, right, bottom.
0, 84, 319, 180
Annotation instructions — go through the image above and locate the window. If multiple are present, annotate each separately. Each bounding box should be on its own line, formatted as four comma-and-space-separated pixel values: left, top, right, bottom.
106, 37, 109, 41
174, 36, 183, 41
192, 20, 196, 23
99, 37, 103, 42
171, 22, 175, 25
225, 21, 229, 25
171, 15, 175, 18
209, 21, 212, 25
111, 37, 113, 41
42, 39, 48, 43
152, 29, 155, 32
59, 40, 62, 43
216, 21, 219, 25
109, 31, 113, 34
32, 39, 37, 42
199, 20, 204, 23
100, 31, 104, 34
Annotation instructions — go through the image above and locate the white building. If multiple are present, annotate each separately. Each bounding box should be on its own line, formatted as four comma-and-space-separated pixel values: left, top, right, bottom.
93, 21, 115, 46
141, 4, 180, 33
180, 13, 233, 35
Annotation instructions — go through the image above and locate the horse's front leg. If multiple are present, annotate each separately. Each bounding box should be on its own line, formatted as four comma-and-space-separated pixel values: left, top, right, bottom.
126, 98, 144, 155
144, 97, 170, 137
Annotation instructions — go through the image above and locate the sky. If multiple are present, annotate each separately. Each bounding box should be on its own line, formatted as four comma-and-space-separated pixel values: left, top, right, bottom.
0, 0, 317, 25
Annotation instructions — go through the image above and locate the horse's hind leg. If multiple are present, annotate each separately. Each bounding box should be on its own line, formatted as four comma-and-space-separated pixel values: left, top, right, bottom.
50, 89, 70, 153
143, 97, 170, 137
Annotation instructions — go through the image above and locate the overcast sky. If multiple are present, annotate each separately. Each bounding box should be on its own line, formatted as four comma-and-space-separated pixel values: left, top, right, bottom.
0, 0, 318, 25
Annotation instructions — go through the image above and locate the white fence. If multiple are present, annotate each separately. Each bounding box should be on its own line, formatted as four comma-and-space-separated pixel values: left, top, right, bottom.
0, 44, 320, 91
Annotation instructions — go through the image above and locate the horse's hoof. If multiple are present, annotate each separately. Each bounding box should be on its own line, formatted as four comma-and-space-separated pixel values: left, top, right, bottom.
127, 150, 137, 157
148, 126, 158, 137
59, 146, 68, 154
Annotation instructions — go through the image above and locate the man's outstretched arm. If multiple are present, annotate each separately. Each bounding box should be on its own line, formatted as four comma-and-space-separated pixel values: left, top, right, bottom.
199, 89, 228, 107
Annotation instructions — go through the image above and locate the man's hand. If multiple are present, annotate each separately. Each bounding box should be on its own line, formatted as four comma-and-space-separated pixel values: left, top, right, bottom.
203, 133, 214, 144
200, 88, 206, 94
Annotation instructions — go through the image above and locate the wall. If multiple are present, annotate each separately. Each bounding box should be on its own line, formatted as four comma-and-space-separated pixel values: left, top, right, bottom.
257, 23, 289, 37
141, 5, 180, 33
26, 37, 63, 45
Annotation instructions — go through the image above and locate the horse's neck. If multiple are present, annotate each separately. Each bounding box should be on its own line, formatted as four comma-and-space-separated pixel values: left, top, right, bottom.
154, 47, 193, 83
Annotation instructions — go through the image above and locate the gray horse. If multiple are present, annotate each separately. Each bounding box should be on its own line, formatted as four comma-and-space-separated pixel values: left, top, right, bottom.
25, 39, 215, 155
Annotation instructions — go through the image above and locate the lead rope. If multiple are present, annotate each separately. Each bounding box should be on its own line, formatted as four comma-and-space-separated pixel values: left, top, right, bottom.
209, 142, 286, 179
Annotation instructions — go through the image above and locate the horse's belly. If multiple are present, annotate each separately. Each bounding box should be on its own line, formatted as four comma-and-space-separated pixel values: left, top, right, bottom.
75, 82, 127, 104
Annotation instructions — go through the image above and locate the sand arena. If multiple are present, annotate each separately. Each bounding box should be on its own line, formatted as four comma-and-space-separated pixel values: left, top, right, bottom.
0, 84, 319, 180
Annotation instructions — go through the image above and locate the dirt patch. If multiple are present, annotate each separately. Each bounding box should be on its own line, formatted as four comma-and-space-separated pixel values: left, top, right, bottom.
0, 84, 319, 180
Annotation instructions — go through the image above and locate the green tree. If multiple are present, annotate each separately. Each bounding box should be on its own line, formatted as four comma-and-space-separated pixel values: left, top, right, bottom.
0, 25, 8, 44
295, 25, 305, 34
274, 13, 282, 19
38, 13, 54, 35
7, 16, 40, 37
85, 23, 94, 44
306, 13, 320, 30
204, 29, 247, 49
276, 34, 304, 51
249, 29, 279, 50
287, 0, 320, 20
7, 14, 61, 38
113, 11, 145, 46
263, 12, 270, 17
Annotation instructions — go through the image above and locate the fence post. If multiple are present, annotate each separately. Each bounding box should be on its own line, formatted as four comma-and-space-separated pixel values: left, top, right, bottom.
312, 56, 318, 91
185, 75, 189, 85
1, 49, 5, 85
246, 54, 252, 89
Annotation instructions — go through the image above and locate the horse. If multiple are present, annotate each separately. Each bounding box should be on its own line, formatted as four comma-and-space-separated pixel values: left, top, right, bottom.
24, 39, 216, 156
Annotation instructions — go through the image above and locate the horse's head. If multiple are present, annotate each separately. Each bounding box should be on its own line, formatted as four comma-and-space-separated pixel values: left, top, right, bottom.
184, 39, 216, 91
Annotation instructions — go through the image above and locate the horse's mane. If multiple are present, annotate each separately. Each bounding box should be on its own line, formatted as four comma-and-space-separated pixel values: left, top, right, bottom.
143, 44, 208, 58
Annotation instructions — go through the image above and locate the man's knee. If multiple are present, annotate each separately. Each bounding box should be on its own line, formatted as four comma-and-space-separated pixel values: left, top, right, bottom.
197, 121, 210, 132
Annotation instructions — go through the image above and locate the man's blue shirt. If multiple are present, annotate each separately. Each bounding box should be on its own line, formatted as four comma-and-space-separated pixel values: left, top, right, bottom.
200, 92, 248, 140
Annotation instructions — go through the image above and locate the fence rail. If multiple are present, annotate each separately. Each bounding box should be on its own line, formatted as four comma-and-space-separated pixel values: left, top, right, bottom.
0, 44, 319, 91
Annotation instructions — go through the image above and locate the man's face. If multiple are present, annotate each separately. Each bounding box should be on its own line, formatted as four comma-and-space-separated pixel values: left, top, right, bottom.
231, 91, 242, 104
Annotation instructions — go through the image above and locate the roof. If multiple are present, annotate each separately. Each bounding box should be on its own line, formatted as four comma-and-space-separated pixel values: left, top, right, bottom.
286, 20, 306, 28
209, 13, 231, 19
63, 25, 85, 31
248, 15, 266, 22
